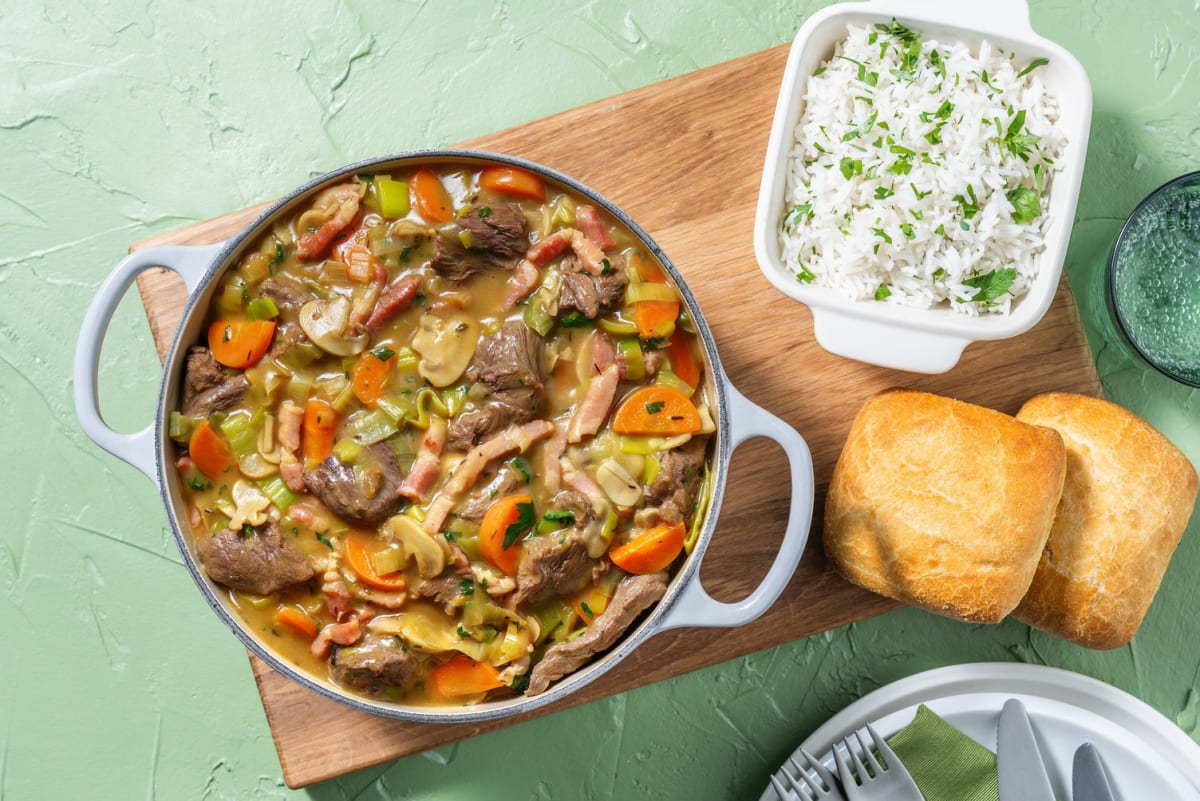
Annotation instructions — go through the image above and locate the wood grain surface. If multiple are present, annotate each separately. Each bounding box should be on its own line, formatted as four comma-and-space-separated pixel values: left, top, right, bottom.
132, 43, 1102, 788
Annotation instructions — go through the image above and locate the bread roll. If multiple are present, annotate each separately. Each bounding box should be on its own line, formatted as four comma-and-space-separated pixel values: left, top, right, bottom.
1014, 393, 1198, 649
824, 389, 1066, 623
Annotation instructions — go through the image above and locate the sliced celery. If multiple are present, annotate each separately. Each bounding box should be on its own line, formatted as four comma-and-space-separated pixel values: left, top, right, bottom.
642, 453, 661, 486
625, 282, 678, 304
216, 281, 246, 315
315, 374, 349, 403
387, 434, 416, 473
376, 393, 413, 424
393, 346, 419, 370
685, 462, 713, 554
258, 476, 298, 512
375, 177, 410, 218
617, 339, 644, 380
406, 387, 448, 429
245, 297, 279, 321
442, 384, 468, 416
239, 252, 273, 286
281, 342, 322, 372
618, 435, 650, 455
655, 369, 695, 396
331, 438, 363, 465
331, 382, 358, 416
597, 315, 638, 336
522, 291, 553, 337
405, 503, 426, 523
549, 195, 575, 227
168, 411, 196, 442
286, 375, 313, 405
344, 408, 398, 445
219, 412, 258, 457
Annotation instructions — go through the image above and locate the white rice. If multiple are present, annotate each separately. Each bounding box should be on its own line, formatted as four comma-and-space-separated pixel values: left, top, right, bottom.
779, 22, 1066, 314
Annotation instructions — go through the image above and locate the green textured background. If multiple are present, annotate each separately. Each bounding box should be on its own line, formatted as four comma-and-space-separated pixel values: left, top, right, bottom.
3, 0, 1199, 798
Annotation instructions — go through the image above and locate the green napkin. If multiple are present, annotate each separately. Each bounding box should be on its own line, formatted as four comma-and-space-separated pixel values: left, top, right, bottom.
886, 705, 1000, 801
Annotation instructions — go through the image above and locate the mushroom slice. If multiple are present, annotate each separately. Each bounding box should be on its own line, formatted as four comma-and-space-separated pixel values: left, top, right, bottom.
596, 458, 642, 508
411, 312, 480, 387
299, 295, 369, 357
382, 514, 446, 579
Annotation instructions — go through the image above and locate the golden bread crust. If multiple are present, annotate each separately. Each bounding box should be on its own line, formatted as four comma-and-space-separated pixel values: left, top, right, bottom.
1014, 392, 1198, 649
824, 389, 1066, 624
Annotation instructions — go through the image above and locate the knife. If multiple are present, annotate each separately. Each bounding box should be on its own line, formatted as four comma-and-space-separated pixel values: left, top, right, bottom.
1073, 743, 1116, 801
997, 699, 1056, 801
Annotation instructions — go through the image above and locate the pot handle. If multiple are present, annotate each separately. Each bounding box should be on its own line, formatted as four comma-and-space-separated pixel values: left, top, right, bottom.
73, 243, 222, 484
656, 384, 814, 632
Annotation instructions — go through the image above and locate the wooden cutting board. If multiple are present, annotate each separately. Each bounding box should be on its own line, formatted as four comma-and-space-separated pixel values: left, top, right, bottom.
132, 43, 1102, 788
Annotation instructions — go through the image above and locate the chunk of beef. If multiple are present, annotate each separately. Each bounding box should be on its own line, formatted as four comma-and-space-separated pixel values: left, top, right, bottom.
455, 468, 520, 521
526, 572, 668, 695
513, 527, 596, 607
418, 573, 470, 613
547, 490, 595, 528
556, 255, 628, 319
195, 521, 316, 596
181, 346, 249, 418
267, 321, 307, 362
329, 632, 417, 694
304, 441, 407, 526
644, 436, 710, 523
257, 275, 311, 312
447, 321, 544, 450
429, 205, 528, 282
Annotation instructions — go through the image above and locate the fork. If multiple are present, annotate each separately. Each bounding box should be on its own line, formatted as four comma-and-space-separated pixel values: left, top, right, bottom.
832, 724, 924, 801
770, 748, 847, 800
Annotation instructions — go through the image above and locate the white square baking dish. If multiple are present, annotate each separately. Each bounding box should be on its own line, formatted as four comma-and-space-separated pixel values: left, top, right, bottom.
753, 0, 1092, 373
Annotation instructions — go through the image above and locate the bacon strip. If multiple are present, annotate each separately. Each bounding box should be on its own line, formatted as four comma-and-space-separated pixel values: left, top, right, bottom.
366, 274, 422, 332
576, 205, 615, 250
399, 416, 446, 503
311, 617, 362, 659
541, 419, 569, 494
502, 259, 541, 311
423, 420, 554, 534
567, 364, 619, 444
277, 401, 305, 492
295, 183, 362, 260
526, 229, 573, 266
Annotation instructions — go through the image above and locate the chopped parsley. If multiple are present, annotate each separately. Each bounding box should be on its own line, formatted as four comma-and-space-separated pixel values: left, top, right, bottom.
600, 258, 612, 275
580, 601, 595, 620
871, 227, 893, 245
953, 185, 979, 219
1016, 57, 1050, 79
932, 267, 946, 280
874, 185, 895, 200
839, 157, 863, 179
1006, 185, 1042, 223
502, 501, 535, 549
510, 456, 531, 483
900, 222, 916, 239
478, 207, 492, 218
935, 223, 946, 235
962, 268, 1016, 304
270, 243, 288, 267
509, 673, 530, 692
784, 202, 813, 230
842, 111, 878, 142
457, 625, 472, 639
997, 109, 1040, 161
370, 346, 395, 361
315, 532, 334, 550
241, 524, 255, 538
187, 474, 210, 491
559, 311, 591, 328
874, 284, 892, 301
644, 401, 666, 414
796, 263, 816, 284
544, 509, 576, 525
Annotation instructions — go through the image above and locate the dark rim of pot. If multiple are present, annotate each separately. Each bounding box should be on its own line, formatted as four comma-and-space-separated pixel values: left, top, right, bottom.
154, 148, 733, 723
1107, 170, 1200, 388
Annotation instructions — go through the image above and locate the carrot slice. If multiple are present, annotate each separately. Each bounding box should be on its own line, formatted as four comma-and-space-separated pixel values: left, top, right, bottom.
302, 398, 338, 467
188, 419, 236, 480
634, 299, 679, 341
478, 494, 533, 576
611, 386, 701, 436
430, 654, 504, 697
207, 320, 276, 369
344, 531, 408, 591
351, 349, 395, 406
410, 168, 454, 223
479, 166, 546, 200
274, 606, 318, 640
666, 335, 702, 392
609, 522, 686, 574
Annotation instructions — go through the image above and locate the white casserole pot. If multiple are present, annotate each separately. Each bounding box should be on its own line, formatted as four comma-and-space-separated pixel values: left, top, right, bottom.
74, 150, 816, 723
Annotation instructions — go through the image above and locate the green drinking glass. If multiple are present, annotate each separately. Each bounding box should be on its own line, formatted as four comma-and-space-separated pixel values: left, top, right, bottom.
1109, 172, 1200, 387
